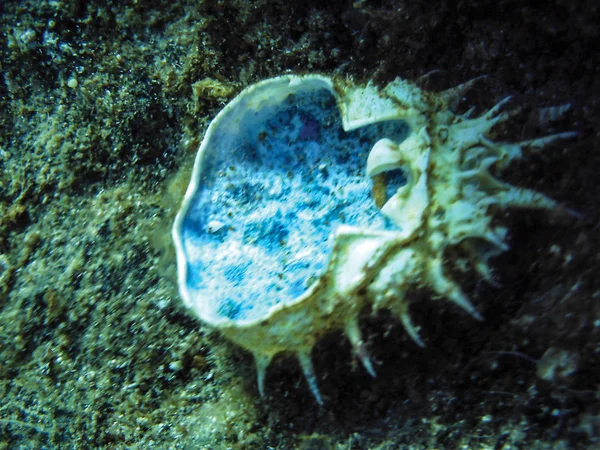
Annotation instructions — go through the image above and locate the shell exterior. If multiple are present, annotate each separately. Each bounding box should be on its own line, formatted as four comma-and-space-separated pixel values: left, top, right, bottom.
172, 75, 575, 404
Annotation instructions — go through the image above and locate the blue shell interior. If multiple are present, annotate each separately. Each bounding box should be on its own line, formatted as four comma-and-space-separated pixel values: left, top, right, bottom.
181, 85, 409, 322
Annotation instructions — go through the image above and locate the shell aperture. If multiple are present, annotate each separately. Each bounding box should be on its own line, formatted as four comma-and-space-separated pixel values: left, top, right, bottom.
177, 78, 408, 325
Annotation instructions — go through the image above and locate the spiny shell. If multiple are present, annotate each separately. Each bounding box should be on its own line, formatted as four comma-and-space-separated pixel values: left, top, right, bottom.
172, 75, 575, 404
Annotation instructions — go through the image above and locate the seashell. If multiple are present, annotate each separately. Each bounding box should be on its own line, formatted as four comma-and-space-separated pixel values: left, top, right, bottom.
172, 75, 577, 404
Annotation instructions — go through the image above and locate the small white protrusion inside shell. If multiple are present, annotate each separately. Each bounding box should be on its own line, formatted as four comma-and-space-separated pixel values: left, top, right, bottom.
366, 138, 403, 177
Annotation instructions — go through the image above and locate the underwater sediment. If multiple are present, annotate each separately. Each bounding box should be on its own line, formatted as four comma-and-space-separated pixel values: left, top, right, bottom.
0, 0, 598, 448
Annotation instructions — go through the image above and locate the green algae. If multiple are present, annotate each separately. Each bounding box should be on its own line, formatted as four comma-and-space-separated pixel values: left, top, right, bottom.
0, 0, 599, 448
